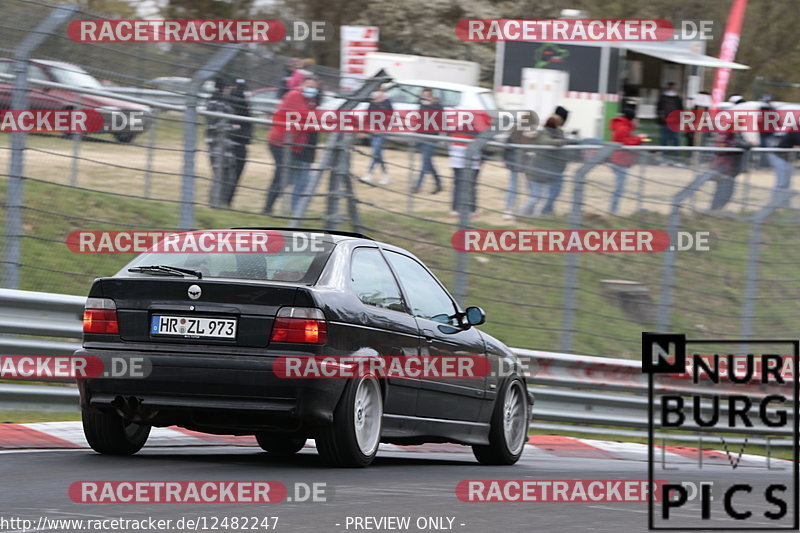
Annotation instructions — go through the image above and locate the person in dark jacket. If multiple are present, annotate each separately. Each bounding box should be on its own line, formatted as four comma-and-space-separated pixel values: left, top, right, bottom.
608, 109, 645, 214
521, 114, 569, 217
206, 76, 235, 208
411, 88, 443, 194
705, 131, 753, 210
360, 85, 394, 185
769, 131, 800, 199
657, 82, 683, 150
220, 77, 252, 207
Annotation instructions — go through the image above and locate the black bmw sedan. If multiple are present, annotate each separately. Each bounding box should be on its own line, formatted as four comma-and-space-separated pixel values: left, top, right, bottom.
76, 229, 533, 467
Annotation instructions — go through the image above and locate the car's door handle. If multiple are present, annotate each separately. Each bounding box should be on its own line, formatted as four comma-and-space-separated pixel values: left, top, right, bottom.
422, 329, 435, 344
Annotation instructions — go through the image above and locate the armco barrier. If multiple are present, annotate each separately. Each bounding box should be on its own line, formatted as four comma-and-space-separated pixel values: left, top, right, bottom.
0, 289, 794, 443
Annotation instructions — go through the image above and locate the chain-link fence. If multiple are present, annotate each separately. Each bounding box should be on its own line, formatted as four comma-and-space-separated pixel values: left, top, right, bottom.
2, 0, 800, 359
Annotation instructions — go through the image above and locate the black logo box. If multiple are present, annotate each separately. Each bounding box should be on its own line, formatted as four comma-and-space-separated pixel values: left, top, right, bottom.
643, 333, 799, 531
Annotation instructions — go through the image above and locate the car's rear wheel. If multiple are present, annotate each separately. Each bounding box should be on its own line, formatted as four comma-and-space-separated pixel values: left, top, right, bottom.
82, 408, 150, 455
316, 376, 382, 467
473, 377, 529, 465
255, 434, 307, 456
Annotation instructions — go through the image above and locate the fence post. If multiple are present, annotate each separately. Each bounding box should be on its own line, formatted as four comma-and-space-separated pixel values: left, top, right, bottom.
179, 44, 242, 231
559, 144, 616, 352
2, 5, 77, 290
740, 188, 789, 342
656, 158, 723, 332
143, 115, 158, 198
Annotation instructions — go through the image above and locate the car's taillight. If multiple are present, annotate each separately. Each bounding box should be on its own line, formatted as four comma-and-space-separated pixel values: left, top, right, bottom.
271, 307, 327, 344
83, 297, 119, 334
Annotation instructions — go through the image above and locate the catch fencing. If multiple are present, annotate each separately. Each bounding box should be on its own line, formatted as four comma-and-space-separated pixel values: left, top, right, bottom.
1, 0, 800, 359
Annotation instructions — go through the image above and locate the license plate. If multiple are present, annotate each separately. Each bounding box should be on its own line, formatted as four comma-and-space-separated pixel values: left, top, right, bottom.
151, 315, 236, 339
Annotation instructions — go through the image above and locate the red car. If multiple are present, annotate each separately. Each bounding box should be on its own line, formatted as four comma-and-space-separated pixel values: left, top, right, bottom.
0, 59, 152, 142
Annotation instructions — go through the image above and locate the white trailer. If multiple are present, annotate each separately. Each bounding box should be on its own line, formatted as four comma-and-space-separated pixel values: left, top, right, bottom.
364, 52, 480, 86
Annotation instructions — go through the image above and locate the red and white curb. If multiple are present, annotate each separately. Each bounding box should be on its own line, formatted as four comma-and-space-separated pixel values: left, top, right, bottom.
0, 422, 788, 466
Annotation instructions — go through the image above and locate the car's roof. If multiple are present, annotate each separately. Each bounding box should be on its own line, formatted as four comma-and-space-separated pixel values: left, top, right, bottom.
229, 227, 373, 243
396, 79, 492, 92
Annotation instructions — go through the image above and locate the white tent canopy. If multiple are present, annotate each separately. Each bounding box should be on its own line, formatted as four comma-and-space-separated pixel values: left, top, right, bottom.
620, 42, 750, 70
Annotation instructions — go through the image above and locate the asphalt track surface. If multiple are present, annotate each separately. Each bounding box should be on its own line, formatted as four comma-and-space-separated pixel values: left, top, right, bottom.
0, 439, 795, 533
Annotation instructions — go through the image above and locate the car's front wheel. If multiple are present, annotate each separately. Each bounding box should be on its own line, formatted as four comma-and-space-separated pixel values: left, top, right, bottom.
316, 376, 383, 467
473, 377, 529, 465
255, 434, 307, 456
82, 408, 150, 455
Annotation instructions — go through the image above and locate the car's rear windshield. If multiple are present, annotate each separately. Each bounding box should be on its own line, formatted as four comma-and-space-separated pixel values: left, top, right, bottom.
119, 231, 336, 284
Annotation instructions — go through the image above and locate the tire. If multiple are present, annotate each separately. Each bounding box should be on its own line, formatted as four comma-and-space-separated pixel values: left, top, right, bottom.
82, 408, 150, 456
255, 434, 307, 456
316, 376, 383, 467
472, 377, 529, 465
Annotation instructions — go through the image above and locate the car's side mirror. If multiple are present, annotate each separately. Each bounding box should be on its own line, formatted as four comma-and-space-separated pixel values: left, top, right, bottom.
464, 306, 486, 326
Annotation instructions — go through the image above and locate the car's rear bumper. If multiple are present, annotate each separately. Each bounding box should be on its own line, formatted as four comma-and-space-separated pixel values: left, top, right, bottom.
75, 348, 346, 435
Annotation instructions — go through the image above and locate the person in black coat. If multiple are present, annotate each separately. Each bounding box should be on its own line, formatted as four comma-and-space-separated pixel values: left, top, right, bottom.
221, 78, 252, 207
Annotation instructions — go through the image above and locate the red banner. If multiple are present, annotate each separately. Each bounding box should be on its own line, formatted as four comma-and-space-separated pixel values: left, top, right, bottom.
711, 0, 748, 109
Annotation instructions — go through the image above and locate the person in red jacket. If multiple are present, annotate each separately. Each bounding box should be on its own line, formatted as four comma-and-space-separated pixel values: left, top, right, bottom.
263, 76, 319, 214
608, 109, 646, 214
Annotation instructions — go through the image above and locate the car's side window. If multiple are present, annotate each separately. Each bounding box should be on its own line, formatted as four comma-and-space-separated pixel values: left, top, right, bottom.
385, 251, 457, 324
350, 248, 405, 312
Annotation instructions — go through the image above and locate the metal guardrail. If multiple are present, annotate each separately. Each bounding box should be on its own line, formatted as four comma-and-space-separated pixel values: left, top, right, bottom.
0, 289, 793, 445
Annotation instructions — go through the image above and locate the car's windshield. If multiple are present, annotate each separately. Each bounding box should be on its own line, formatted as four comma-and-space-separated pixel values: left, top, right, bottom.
48, 65, 103, 89
121, 232, 336, 284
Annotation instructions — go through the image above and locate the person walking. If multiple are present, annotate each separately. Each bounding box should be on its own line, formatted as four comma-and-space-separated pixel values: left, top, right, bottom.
608, 109, 645, 214
263, 76, 319, 215
411, 88, 443, 194
521, 113, 569, 217
361, 85, 394, 185
220, 77, 252, 207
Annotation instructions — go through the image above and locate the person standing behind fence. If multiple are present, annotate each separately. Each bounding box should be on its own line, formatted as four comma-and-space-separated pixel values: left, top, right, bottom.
206, 77, 235, 208
502, 110, 539, 220
705, 130, 753, 211
521, 113, 569, 217
411, 88, 443, 195
768, 131, 800, 202
361, 85, 394, 185
656, 82, 683, 156
608, 109, 645, 214
220, 78, 252, 207
263, 76, 319, 215
448, 130, 484, 216
278, 58, 300, 99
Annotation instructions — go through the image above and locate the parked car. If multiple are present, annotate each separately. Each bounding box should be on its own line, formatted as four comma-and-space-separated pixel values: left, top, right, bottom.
0, 59, 152, 142
76, 228, 533, 467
